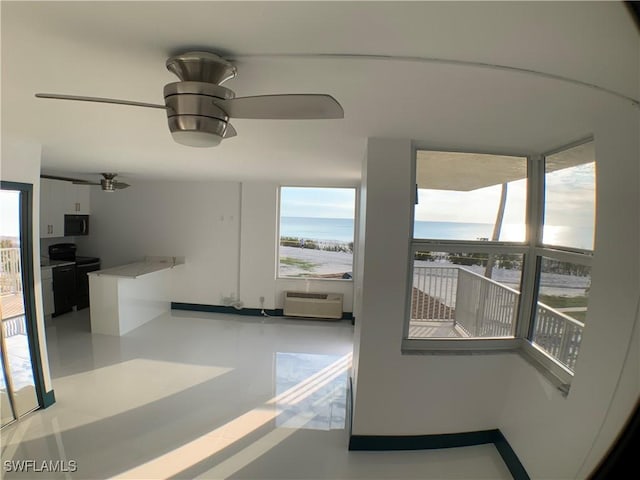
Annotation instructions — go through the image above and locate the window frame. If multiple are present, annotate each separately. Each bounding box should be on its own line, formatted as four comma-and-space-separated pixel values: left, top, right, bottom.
404, 138, 595, 390
523, 137, 595, 387
276, 185, 358, 282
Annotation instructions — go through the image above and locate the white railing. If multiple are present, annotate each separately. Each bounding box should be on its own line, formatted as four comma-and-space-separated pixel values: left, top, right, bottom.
412, 266, 458, 321
455, 268, 519, 337
531, 304, 584, 371
1, 316, 27, 337
412, 265, 584, 370
0, 248, 22, 295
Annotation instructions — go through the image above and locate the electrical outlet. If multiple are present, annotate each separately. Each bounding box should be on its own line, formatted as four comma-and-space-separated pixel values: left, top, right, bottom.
259, 296, 265, 303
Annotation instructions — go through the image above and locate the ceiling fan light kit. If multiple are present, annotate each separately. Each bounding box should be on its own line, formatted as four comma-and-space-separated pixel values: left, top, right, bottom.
35, 50, 344, 147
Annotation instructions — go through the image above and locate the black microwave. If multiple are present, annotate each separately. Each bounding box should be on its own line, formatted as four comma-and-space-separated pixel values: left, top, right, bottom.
64, 215, 89, 236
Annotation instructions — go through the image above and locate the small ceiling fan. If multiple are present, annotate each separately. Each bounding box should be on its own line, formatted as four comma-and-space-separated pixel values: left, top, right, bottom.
42, 173, 130, 192
35, 51, 344, 147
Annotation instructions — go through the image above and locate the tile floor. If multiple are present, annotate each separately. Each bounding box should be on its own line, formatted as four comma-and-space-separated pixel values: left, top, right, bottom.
1, 309, 511, 479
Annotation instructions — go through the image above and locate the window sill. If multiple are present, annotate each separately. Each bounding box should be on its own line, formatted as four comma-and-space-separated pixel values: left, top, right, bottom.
402, 337, 520, 353
277, 276, 353, 283
401, 337, 572, 396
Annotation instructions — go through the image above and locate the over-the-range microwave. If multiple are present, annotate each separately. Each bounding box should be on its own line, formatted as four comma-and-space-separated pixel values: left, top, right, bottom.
64, 214, 89, 236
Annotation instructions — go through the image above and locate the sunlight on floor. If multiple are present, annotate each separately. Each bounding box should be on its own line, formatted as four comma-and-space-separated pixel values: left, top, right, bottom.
113, 353, 352, 479
50, 359, 231, 430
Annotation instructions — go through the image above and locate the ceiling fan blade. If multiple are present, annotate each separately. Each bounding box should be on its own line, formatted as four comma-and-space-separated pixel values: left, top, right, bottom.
114, 182, 130, 189
223, 123, 237, 139
41, 173, 86, 182
218, 94, 344, 120
35, 93, 166, 110
72, 181, 101, 186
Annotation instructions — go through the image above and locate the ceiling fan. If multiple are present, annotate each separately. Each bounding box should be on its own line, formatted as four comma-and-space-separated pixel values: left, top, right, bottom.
35, 51, 344, 147
42, 173, 130, 192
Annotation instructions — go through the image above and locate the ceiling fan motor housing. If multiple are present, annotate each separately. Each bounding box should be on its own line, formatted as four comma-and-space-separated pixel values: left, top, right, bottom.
100, 173, 118, 192
164, 81, 236, 147
166, 51, 237, 85
164, 52, 238, 147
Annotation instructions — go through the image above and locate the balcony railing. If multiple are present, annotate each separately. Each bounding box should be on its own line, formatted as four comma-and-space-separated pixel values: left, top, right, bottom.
412, 265, 584, 370
455, 268, 519, 337
1, 248, 22, 295
531, 304, 584, 372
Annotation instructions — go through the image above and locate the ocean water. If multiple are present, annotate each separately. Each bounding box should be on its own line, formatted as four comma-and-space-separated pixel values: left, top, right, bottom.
280, 217, 500, 243
280, 217, 355, 243
280, 216, 592, 249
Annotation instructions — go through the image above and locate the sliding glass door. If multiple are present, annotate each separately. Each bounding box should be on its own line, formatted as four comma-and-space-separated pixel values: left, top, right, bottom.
0, 183, 40, 426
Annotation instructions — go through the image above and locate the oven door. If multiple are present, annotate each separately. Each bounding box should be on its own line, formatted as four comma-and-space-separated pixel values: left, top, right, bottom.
64, 215, 89, 236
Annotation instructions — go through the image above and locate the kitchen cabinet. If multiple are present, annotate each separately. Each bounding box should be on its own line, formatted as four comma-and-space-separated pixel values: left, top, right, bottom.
41, 267, 55, 317
72, 184, 91, 214
40, 179, 91, 237
40, 178, 65, 238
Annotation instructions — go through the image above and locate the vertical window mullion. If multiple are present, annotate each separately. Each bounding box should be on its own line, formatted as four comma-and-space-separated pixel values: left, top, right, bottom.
516, 154, 544, 340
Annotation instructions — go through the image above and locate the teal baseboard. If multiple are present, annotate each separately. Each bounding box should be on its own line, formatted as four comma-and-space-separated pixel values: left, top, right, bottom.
171, 302, 282, 317
171, 302, 354, 321
42, 389, 56, 408
349, 429, 529, 480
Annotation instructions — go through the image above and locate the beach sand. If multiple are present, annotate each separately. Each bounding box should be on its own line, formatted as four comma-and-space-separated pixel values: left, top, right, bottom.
279, 246, 353, 278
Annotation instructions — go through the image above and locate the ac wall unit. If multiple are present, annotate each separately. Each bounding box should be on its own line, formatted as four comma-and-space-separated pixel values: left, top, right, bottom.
283, 292, 343, 320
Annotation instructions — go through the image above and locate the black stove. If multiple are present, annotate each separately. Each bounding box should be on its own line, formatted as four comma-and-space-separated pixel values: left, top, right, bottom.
75, 255, 101, 266
48, 243, 101, 313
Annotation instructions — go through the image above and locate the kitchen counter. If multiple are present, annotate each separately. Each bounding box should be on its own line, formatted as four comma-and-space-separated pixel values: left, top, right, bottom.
40, 258, 75, 268
88, 256, 184, 279
88, 256, 184, 336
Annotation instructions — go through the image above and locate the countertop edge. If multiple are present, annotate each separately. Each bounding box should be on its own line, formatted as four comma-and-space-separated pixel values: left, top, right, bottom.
88, 260, 184, 279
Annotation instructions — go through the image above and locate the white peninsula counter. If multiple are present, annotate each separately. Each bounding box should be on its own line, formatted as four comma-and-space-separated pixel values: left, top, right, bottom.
88, 256, 184, 336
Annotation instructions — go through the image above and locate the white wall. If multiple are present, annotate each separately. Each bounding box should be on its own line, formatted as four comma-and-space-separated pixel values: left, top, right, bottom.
239, 182, 278, 309
0, 137, 53, 393
351, 118, 639, 477
351, 138, 513, 435
78, 180, 242, 306
499, 102, 640, 479
79, 180, 356, 312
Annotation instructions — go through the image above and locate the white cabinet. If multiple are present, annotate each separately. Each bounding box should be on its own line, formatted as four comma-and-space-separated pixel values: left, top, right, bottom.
40, 178, 65, 238
40, 179, 91, 238
41, 267, 54, 317
72, 185, 91, 214
59, 182, 91, 215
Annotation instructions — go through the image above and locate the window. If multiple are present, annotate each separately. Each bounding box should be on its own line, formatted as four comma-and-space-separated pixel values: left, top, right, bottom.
528, 140, 595, 374
409, 151, 527, 341
410, 249, 523, 339
531, 257, 591, 371
542, 142, 596, 250
407, 140, 596, 383
278, 187, 355, 280
415, 150, 527, 242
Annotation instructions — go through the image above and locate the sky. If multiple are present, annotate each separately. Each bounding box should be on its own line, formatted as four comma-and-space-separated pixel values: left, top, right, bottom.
0, 190, 20, 237
280, 187, 355, 219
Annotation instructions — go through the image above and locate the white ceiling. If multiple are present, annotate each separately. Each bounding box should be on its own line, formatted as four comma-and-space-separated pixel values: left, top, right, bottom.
2, 1, 638, 184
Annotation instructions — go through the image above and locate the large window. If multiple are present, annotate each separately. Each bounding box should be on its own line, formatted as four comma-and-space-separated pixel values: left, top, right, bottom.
409, 151, 528, 341
407, 140, 596, 384
278, 187, 355, 280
